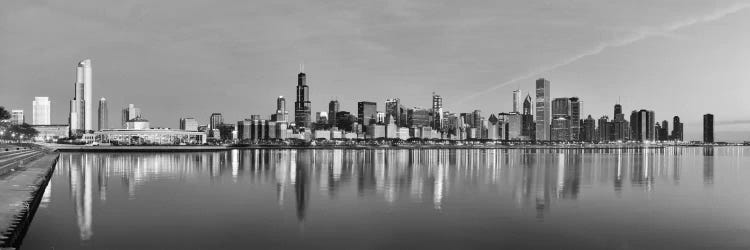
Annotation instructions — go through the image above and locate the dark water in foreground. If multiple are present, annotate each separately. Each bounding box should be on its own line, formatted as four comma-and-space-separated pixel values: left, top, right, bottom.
23, 147, 750, 249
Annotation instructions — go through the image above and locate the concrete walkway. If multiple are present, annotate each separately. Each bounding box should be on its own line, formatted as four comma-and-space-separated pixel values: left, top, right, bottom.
0, 153, 58, 249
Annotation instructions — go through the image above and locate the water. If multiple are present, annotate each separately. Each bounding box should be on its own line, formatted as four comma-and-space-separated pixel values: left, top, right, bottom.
23, 147, 750, 249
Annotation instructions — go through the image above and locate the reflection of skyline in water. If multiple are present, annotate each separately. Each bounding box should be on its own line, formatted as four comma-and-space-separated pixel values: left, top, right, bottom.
44, 147, 744, 241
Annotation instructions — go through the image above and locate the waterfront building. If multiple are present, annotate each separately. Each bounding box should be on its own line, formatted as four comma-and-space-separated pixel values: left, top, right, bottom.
472, 110, 482, 129
357, 101, 377, 128
569, 97, 582, 141
385, 98, 402, 126
68, 59, 93, 135
397, 127, 410, 140
507, 113, 523, 140
313, 130, 331, 140
513, 89, 522, 113
33, 97, 51, 125
672, 116, 684, 141
522, 94, 535, 139
367, 124, 385, 139
535, 78, 551, 140
487, 114, 499, 140
612, 103, 628, 141
216, 123, 236, 141
597, 116, 611, 142
98, 98, 108, 130
630, 110, 656, 142
582, 115, 596, 142
179, 118, 199, 131
125, 117, 150, 130
551, 97, 571, 141
121, 104, 141, 128
658, 120, 669, 141
294, 70, 312, 128
31, 124, 69, 141
432, 93, 443, 130
209, 113, 223, 131
385, 116, 398, 139
703, 113, 714, 143
275, 96, 289, 122
407, 107, 431, 128
328, 100, 339, 126
95, 128, 207, 145
10, 109, 24, 125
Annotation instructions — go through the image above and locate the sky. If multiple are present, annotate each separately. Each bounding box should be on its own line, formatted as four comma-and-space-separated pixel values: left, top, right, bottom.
2, 0, 750, 141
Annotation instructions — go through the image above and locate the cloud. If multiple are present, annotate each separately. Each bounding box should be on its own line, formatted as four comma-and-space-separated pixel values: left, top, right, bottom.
452, 2, 750, 106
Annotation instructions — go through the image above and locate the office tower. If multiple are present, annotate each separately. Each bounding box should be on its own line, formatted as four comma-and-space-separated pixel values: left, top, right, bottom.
121, 104, 141, 128
658, 120, 669, 141
630, 109, 655, 141
521, 94, 535, 139
376, 112, 386, 124
276, 96, 289, 122
294, 69, 312, 128
551, 97, 571, 141
569, 97, 582, 141
506, 113, 522, 140
407, 107, 431, 128
357, 101, 377, 127
582, 115, 596, 142
180, 118, 199, 131
10, 110, 24, 125
472, 110, 482, 129
612, 103, 628, 141
385, 98, 401, 126
328, 100, 339, 126
69, 59, 93, 134
32, 97, 51, 125
209, 113, 223, 130
703, 114, 714, 143
98, 98, 108, 130
432, 93, 443, 130
512, 89, 522, 113
655, 123, 662, 141
672, 116, 683, 141
535, 78, 550, 140
597, 116, 611, 142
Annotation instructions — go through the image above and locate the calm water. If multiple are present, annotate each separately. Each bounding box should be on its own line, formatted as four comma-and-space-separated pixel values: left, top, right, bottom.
23, 148, 750, 249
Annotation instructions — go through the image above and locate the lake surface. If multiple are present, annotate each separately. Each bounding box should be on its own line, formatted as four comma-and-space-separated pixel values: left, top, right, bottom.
23, 147, 750, 249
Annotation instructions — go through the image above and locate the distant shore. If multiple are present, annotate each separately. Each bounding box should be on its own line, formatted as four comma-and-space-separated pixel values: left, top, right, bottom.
47, 143, 741, 152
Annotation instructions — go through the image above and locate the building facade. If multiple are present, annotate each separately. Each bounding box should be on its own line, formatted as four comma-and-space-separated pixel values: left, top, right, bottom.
32, 97, 51, 125
10, 110, 24, 125
703, 113, 714, 143
98, 98, 108, 131
69, 59, 93, 135
294, 71, 312, 128
535, 78, 551, 140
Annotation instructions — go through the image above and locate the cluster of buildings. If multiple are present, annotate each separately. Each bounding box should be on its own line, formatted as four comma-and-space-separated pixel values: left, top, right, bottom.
5, 60, 720, 145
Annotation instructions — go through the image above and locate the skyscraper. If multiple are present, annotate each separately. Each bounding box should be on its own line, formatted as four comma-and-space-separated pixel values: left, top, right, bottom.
294, 69, 312, 129
521, 94, 535, 139
432, 93, 443, 130
357, 101, 377, 128
630, 109, 655, 141
209, 113, 224, 130
551, 97, 571, 141
385, 98, 401, 126
612, 103, 629, 141
275, 96, 289, 122
597, 116, 611, 142
569, 97, 582, 141
672, 116, 683, 141
703, 114, 714, 143
658, 120, 669, 141
535, 78, 551, 140
98, 98, 108, 130
512, 89, 522, 113
121, 104, 141, 128
69, 59, 93, 135
328, 100, 339, 126
582, 115, 596, 142
180, 118, 199, 131
32, 97, 51, 125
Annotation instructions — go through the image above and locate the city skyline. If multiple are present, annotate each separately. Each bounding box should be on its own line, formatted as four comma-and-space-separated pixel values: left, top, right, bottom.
2, 1, 750, 141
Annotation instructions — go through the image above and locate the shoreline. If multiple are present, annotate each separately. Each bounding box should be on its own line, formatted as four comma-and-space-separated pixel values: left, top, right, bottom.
48, 144, 740, 152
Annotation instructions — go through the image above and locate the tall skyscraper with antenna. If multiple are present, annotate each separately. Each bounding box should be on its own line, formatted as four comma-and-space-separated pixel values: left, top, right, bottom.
294, 65, 312, 129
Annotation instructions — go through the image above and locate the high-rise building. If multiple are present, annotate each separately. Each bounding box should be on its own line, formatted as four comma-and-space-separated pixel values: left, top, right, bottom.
535, 78, 551, 140
472, 110, 482, 129
385, 98, 402, 126
121, 104, 141, 128
512, 89, 522, 113
551, 97, 571, 141
209, 113, 223, 130
32, 97, 51, 125
658, 120, 669, 141
672, 116, 683, 141
69, 59, 93, 135
569, 97, 582, 141
703, 114, 714, 143
630, 109, 656, 141
582, 115, 596, 142
597, 116, 611, 142
328, 100, 339, 126
407, 107, 431, 128
294, 69, 312, 128
612, 103, 628, 141
98, 98, 108, 130
522, 94, 535, 139
180, 117, 199, 131
432, 93, 443, 130
10, 110, 24, 125
275, 96, 289, 122
357, 101, 377, 127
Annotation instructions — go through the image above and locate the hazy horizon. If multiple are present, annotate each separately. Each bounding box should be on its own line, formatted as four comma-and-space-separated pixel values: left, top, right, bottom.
2, 0, 749, 141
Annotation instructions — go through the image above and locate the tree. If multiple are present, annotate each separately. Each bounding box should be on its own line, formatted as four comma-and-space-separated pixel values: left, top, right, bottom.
2, 123, 38, 140
0, 106, 10, 120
